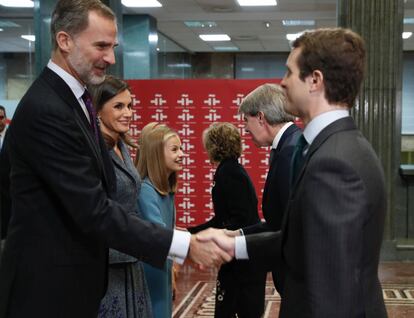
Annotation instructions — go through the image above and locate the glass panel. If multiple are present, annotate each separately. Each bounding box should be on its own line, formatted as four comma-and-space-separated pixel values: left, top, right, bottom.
0, 17, 35, 119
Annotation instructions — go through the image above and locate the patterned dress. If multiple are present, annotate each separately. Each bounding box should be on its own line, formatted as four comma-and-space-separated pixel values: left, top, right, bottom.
98, 141, 153, 318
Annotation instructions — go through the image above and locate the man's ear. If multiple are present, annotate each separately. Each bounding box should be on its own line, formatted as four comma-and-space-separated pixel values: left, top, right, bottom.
309, 70, 323, 90
55, 31, 72, 53
257, 111, 265, 125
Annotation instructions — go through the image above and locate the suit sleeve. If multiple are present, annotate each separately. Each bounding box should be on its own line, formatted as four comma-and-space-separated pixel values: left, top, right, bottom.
242, 221, 270, 235
302, 156, 367, 317
245, 230, 281, 271
11, 102, 172, 268
0, 133, 11, 240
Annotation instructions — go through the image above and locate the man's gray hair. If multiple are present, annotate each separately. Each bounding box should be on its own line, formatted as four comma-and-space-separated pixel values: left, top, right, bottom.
238, 83, 295, 125
51, 0, 115, 50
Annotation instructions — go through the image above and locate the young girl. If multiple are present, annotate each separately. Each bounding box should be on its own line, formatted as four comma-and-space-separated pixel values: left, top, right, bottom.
136, 123, 184, 318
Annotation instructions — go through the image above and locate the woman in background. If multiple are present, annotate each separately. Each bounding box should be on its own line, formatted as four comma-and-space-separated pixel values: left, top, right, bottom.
89, 75, 153, 318
187, 122, 266, 318
136, 123, 184, 318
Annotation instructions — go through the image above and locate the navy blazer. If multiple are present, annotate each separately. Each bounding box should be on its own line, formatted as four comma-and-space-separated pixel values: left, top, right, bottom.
0, 67, 172, 317
244, 123, 301, 234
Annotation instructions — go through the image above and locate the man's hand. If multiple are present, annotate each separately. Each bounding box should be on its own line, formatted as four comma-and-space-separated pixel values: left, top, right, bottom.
188, 234, 232, 268
224, 229, 241, 237
196, 228, 236, 258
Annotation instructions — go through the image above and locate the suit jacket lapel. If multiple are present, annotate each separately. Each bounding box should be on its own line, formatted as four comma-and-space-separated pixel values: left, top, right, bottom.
39, 67, 111, 188
263, 124, 300, 202
290, 116, 357, 192
110, 142, 138, 187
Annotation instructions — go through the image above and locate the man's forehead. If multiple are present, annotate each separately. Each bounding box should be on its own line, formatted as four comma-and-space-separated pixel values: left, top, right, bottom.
287, 47, 301, 64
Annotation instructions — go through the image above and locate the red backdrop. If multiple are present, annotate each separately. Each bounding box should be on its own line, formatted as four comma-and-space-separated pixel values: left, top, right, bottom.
127, 79, 289, 228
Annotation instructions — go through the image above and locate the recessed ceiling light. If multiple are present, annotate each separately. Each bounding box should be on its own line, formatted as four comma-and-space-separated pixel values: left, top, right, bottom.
21, 34, 35, 42
0, 0, 33, 7
213, 46, 239, 51
286, 33, 303, 41
237, 0, 276, 6
0, 20, 21, 28
184, 21, 217, 28
282, 20, 315, 26
199, 34, 231, 42
167, 63, 191, 68
264, 22, 271, 28
121, 0, 162, 8
403, 32, 412, 39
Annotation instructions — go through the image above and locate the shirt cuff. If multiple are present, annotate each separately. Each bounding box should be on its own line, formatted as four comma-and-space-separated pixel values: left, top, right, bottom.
235, 235, 249, 260
168, 229, 191, 264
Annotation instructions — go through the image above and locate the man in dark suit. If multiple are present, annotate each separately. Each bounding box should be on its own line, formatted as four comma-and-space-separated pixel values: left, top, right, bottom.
201, 28, 387, 318
0, 0, 229, 316
229, 83, 300, 293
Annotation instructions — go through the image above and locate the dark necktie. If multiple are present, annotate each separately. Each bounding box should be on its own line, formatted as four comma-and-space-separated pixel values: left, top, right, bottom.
81, 90, 99, 142
269, 148, 277, 167
290, 135, 308, 185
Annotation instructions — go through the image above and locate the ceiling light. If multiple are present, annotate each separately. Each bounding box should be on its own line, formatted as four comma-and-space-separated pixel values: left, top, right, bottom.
121, 0, 162, 8
0, 20, 21, 28
0, 0, 33, 7
213, 46, 239, 51
199, 34, 230, 42
185, 21, 217, 28
148, 33, 158, 43
264, 22, 271, 28
21, 35, 35, 42
0, 28, 3, 32
237, 0, 276, 6
167, 63, 191, 68
286, 33, 302, 41
404, 18, 414, 24
282, 20, 315, 26
402, 32, 412, 39
241, 67, 255, 72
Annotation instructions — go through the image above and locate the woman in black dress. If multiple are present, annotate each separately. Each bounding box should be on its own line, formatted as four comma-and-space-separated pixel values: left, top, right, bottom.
188, 122, 266, 318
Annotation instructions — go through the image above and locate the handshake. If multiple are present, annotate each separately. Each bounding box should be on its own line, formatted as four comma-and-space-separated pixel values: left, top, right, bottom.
186, 228, 241, 269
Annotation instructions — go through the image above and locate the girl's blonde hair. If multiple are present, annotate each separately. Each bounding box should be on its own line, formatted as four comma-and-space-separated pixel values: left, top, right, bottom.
136, 122, 179, 195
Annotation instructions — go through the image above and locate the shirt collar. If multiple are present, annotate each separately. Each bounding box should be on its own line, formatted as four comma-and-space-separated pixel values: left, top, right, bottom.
303, 110, 349, 146
272, 122, 293, 149
47, 60, 86, 100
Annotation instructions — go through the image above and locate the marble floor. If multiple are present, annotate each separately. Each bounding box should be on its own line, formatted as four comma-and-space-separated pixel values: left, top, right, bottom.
173, 261, 414, 318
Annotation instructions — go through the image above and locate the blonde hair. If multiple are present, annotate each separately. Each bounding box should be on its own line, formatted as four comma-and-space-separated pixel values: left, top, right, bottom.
136, 122, 179, 195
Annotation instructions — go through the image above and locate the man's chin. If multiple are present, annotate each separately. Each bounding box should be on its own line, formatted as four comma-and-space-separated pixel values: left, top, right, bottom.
88, 74, 106, 85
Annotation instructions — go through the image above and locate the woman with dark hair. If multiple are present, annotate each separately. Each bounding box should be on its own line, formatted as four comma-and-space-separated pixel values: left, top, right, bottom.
89, 75, 153, 317
187, 122, 266, 318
